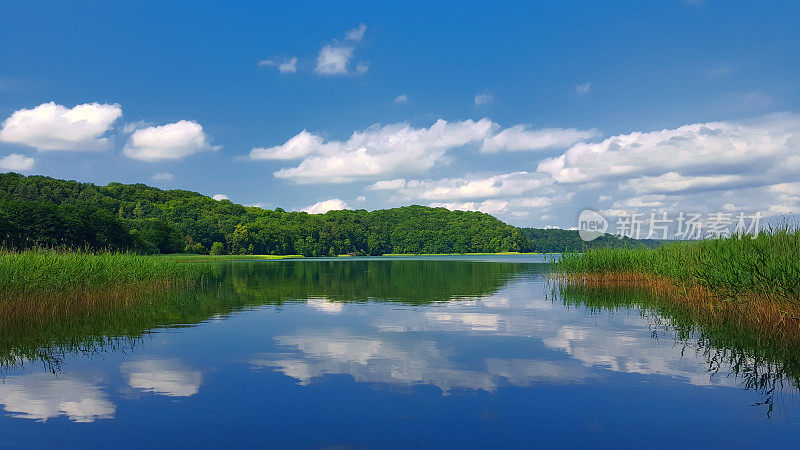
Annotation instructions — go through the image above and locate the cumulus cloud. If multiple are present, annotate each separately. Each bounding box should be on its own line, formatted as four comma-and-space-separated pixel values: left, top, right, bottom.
622, 172, 747, 194
264, 25, 366, 76
256, 119, 493, 183
151, 172, 174, 181
122, 120, 151, 134
123, 120, 219, 162
302, 198, 351, 214
315, 45, 354, 75
367, 178, 407, 191
251, 130, 329, 160
212, 194, 229, 201
394, 94, 408, 104
0, 101, 122, 151
315, 24, 367, 75
255, 119, 604, 185
537, 113, 800, 186
345, 23, 367, 42
368, 172, 550, 201
474, 93, 493, 105
508, 112, 800, 226
258, 56, 298, 74
0, 153, 35, 171
428, 194, 571, 216
481, 126, 600, 153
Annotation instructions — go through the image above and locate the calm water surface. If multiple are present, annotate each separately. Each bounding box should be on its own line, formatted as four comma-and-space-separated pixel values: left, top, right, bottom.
2, 255, 799, 448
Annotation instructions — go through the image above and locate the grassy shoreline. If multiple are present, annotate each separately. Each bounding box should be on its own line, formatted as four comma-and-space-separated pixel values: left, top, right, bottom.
554, 227, 800, 337
0, 249, 212, 299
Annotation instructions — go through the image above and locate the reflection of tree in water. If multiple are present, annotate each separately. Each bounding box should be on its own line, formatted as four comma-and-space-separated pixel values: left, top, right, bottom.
1, 259, 536, 371
556, 283, 800, 418
223, 259, 540, 304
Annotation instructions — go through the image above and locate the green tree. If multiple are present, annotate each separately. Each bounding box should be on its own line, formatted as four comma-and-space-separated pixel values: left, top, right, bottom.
210, 241, 225, 255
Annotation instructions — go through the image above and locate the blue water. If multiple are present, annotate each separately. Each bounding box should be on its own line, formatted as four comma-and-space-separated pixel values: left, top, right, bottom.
1, 256, 798, 448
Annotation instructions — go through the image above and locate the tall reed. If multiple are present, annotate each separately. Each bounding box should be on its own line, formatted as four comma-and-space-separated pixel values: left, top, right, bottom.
556, 225, 800, 306
0, 248, 211, 298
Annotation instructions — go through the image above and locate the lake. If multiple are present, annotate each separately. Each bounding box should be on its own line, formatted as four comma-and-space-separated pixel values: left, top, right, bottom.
1, 255, 799, 448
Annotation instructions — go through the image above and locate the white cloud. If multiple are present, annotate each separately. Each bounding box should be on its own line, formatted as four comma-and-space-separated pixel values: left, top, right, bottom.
251, 130, 329, 160
394, 94, 408, 104
356, 195, 366, 202
123, 120, 219, 162
345, 23, 367, 42
474, 93, 493, 105
315, 45, 354, 75
537, 113, 800, 185
371, 172, 550, 201
427, 195, 570, 216
302, 198, 351, 214
0, 153, 35, 171
481, 125, 600, 152
0, 101, 122, 151
266, 25, 366, 76
367, 178, 407, 191
122, 120, 152, 134
258, 56, 298, 74
121, 359, 202, 397
0, 373, 115, 423
212, 194, 229, 201
255, 119, 605, 186
151, 172, 174, 181
575, 82, 591, 94
768, 182, 800, 195
430, 200, 509, 215
279, 57, 299, 74
622, 172, 746, 194
261, 119, 494, 183
355, 61, 370, 74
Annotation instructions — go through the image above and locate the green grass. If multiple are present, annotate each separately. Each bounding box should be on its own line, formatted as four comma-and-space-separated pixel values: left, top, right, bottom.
0, 249, 212, 297
556, 226, 800, 305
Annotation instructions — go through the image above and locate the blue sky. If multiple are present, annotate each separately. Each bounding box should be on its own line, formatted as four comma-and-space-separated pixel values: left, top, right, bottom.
0, 1, 798, 228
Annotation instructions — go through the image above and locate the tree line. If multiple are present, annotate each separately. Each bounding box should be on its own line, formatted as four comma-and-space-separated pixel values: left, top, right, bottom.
0, 173, 530, 255
0, 173, 654, 255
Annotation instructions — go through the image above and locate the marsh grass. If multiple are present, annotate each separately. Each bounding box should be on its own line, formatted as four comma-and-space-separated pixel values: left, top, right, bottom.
557, 225, 800, 304
0, 248, 211, 298
555, 225, 800, 335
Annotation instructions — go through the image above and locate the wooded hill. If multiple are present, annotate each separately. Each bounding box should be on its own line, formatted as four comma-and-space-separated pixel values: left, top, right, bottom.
0, 173, 653, 255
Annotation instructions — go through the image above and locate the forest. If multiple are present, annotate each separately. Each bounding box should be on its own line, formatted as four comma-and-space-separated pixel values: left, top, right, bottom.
0, 173, 648, 255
